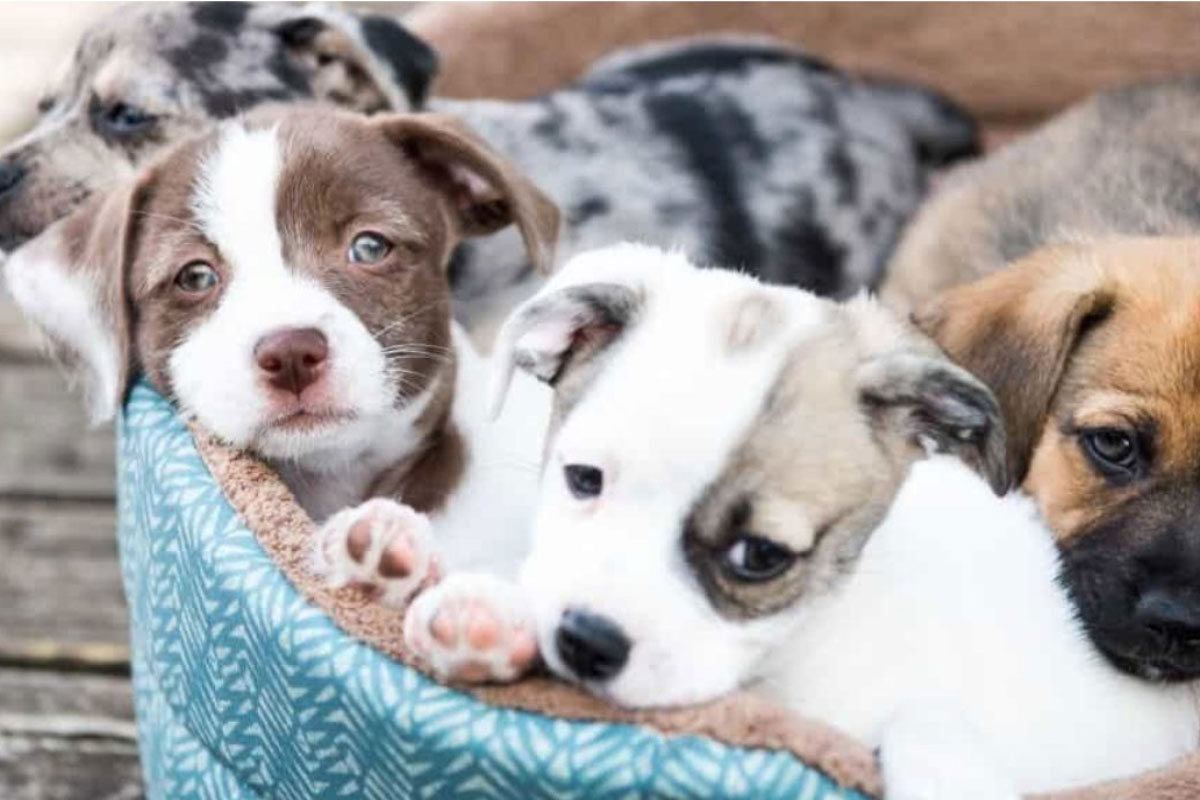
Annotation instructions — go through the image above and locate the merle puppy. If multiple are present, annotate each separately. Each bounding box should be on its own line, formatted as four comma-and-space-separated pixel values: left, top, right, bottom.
0, 2, 977, 333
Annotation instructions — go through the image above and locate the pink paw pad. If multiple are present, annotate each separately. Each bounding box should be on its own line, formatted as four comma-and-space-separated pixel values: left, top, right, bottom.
314, 498, 436, 607
405, 574, 539, 684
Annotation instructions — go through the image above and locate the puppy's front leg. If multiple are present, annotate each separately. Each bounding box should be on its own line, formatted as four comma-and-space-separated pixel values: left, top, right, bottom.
880, 702, 1019, 800
404, 574, 539, 684
313, 498, 439, 607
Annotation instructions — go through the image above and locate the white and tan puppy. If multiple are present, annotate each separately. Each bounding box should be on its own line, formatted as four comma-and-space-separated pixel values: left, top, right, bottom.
481, 244, 1199, 798
3, 106, 556, 679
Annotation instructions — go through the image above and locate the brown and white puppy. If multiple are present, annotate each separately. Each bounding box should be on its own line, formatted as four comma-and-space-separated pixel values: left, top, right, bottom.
915, 237, 1200, 683
3, 106, 557, 679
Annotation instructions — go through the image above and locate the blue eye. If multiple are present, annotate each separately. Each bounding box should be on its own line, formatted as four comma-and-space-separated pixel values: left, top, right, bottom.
102, 102, 156, 135
348, 231, 393, 265
174, 261, 219, 294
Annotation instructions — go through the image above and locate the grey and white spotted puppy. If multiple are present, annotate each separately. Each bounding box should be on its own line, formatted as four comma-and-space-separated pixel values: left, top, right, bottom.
0, 2, 978, 333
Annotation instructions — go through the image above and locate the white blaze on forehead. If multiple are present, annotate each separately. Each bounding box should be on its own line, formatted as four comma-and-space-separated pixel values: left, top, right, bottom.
193, 123, 284, 266
168, 120, 408, 476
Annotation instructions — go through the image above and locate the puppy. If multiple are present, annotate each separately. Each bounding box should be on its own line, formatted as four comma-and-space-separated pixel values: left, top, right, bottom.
4, 106, 557, 679
882, 78, 1200, 314
881, 78, 1200, 682
0, 2, 979, 331
485, 244, 1199, 797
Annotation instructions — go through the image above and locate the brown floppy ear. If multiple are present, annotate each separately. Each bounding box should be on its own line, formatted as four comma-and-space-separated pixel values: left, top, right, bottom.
3, 178, 148, 423
376, 113, 561, 273
913, 246, 1114, 484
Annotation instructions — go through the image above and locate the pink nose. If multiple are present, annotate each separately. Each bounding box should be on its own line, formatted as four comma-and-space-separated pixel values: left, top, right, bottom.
254, 328, 329, 396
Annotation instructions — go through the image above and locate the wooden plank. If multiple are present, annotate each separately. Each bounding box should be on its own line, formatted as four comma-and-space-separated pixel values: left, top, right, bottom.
0, 667, 141, 800
0, 501, 127, 661
0, 362, 116, 501
0, 668, 132, 721
0, 731, 142, 800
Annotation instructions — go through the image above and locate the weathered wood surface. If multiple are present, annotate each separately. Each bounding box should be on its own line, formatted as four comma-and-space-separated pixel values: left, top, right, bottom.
0, 669, 140, 800
1, 273, 135, 794
0, 500, 127, 661
0, 360, 116, 502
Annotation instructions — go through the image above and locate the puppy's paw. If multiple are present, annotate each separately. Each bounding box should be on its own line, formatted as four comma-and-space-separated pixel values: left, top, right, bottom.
880, 703, 1019, 800
404, 573, 538, 684
313, 498, 438, 607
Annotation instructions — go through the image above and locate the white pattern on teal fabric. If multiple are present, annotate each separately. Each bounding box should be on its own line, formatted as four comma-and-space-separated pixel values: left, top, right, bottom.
118, 380, 869, 800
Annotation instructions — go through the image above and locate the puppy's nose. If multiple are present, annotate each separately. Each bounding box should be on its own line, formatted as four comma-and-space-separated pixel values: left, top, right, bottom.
555, 608, 631, 681
254, 328, 329, 395
0, 160, 25, 198
1135, 588, 1200, 638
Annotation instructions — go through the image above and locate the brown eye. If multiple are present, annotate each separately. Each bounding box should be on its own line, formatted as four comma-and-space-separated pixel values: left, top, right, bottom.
348, 232, 393, 265
722, 535, 796, 583
174, 261, 219, 294
1081, 428, 1141, 478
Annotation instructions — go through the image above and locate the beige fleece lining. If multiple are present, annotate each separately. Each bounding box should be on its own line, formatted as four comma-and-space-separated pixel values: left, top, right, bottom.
191, 423, 1200, 800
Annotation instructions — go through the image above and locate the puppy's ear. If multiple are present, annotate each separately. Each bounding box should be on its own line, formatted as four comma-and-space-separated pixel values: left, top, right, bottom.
913, 246, 1113, 483
858, 352, 1009, 494
489, 281, 641, 417
3, 179, 147, 423
270, 6, 438, 112
377, 113, 560, 273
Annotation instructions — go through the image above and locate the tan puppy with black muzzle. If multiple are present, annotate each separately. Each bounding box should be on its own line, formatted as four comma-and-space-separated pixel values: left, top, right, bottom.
915, 238, 1200, 684
882, 78, 1200, 685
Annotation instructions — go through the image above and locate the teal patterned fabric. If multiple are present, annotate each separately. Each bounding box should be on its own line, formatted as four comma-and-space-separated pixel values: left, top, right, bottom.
118, 380, 869, 800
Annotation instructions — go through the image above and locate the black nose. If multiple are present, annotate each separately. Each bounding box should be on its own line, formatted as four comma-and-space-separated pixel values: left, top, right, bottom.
555, 608, 631, 681
0, 160, 25, 198
1134, 588, 1200, 638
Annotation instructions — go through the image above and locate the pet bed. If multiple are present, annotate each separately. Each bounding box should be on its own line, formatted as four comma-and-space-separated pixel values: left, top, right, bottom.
117, 379, 1192, 799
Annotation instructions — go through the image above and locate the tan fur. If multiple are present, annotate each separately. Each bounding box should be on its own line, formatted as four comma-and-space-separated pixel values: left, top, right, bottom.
685, 302, 1003, 618
882, 79, 1200, 315
918, 237, 1200, 545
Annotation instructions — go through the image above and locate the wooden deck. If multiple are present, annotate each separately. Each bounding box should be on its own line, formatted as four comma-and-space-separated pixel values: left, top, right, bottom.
0, 293, 141, 798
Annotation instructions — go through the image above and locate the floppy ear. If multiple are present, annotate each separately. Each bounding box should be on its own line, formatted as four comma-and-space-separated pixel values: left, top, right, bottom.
269, 5, 438, 112
2, 180, 146, 423
489, 281, 641, 417
858, 352, 1009, 494
376, 113, 561, 273
913, 246, 1113, 483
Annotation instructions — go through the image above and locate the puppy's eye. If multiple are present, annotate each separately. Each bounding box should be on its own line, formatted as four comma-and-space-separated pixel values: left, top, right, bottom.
1081, 428, 1140, 477
722, 535, 796, 583
174, 261, 219, 294
348, 232, 393, 265
36, 97, 55, 114
564, 464, 603, 499
100, 102, 157, 135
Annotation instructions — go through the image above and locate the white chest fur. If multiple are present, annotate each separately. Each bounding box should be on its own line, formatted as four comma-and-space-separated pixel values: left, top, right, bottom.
431, 325, 551, 577
767, 456, 1199, 793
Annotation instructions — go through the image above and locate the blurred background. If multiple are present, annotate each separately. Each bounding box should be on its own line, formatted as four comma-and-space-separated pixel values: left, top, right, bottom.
1, 2, 1198, 797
